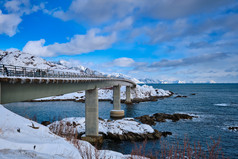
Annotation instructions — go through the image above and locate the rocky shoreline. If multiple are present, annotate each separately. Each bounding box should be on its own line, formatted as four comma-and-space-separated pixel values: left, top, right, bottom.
136, 113, 197, 126
27, 91, 174, 104
44, 112, 196, 142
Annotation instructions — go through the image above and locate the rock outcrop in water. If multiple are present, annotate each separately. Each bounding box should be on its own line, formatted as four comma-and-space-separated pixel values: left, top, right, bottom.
48, 117, 172, 142
135, 113, 197, 126
174, 95, 188, 99
228, 127, 238, 131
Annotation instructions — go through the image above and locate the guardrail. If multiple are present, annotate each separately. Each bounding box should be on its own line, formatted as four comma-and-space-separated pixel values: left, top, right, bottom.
0, 64, 116, 79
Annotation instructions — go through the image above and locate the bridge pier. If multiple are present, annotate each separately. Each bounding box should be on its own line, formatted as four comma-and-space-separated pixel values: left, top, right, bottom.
125, 86, 132, 104
82, 88, 103, 145
110, 85, 125, 118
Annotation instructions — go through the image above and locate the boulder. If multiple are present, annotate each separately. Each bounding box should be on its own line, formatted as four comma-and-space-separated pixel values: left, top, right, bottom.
228, 127, 238, 131
174, 95, 187, 99
136, 113, 196, 125
161, 131, 172, 137
135, 115, 156, 126
41, 121, 51, 126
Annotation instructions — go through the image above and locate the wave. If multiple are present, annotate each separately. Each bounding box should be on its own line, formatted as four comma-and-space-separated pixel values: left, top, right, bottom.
214, 103, 238, 107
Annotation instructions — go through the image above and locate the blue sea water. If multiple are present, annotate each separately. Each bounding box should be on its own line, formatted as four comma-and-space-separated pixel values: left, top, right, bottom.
3, 84, 238, 158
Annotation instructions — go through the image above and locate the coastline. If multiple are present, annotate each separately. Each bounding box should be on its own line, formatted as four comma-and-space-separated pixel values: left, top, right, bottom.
27, 93, 173, 103
26, 85, 174, 103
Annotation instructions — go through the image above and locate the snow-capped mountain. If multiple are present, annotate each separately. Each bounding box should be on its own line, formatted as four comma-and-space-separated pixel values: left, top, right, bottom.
0, 50, 141, 83
138, 78, 162, 84
139, 78, 216, 84
106, 73, 143, 84
0, 50, 65, 70
0, 50, 106, 76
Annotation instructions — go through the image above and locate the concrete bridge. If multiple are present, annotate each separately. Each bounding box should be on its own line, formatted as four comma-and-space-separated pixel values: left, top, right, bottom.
0, 64, 136, 141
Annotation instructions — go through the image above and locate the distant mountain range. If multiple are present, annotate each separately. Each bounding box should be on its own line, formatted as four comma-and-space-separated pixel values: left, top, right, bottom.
139, 78, 216, 84
138, 78, 186, 84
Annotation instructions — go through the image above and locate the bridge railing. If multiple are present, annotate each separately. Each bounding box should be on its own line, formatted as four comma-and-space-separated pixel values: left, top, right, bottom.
0, 64, 120, 79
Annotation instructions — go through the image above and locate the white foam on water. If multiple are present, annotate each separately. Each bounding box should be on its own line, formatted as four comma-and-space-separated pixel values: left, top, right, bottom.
214, 103, 238, 107
214, 103, 229, 106
174, 111, 216, 122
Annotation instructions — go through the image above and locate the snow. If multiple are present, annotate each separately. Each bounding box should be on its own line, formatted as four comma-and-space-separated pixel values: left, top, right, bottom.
0, 149, 67, 159
0, 104, 146, 159
49, 117, 154, 136
36, 85, 172, 101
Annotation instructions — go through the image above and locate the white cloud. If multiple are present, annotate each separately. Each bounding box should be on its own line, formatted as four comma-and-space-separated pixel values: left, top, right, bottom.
4, 0, 45, 16
51, 0, 236, 25
49, 29, 116, 55
112, 57, 135, 67
103, 17, 133, 33
0, 0, 45, 36
4, 0, 30, 15
52, 0, 136, 24
139, 0, 235, 19
0, 10, 22, 36
23, 39, 54, 57
23, 29, 117, 57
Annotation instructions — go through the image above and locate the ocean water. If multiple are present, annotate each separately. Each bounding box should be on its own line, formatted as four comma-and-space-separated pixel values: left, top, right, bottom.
3, 84, 238, 158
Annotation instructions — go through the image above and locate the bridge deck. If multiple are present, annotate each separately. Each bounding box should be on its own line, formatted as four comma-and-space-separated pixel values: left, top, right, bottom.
0, 77, 136, 86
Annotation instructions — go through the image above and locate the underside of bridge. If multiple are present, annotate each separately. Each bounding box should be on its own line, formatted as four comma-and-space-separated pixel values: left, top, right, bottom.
0, 77, 136, 142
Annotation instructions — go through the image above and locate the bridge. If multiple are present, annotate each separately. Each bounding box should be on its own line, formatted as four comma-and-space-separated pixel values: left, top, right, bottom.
0, 64, 136, 142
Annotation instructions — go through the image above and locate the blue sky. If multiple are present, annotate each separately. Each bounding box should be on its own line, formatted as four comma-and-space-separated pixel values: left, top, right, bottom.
0, 0, 238, 83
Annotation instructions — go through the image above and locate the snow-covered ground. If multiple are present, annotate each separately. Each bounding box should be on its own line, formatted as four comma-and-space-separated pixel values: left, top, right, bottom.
0, 104, 147, 159
49, 117, 154, 136
35, 85, 172, 101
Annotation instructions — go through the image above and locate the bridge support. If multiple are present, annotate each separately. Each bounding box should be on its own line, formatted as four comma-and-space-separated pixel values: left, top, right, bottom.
125, 86, 132, 104
110, 85, 124, 118
82, 88, 103, 145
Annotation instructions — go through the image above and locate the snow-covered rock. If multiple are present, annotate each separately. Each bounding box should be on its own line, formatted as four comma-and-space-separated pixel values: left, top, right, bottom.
49, 117, 162, 141
50, 117, 154, 135
0, 104, 145, 159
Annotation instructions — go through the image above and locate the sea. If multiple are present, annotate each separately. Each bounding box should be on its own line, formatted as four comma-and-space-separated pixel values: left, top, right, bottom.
3, 84, 238, 158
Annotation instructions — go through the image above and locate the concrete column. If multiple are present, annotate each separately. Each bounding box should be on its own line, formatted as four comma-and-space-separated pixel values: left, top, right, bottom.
82, 88, 103, 146
125, 86, 132, 104
110, 85, 124, 118
113, 85, 121, 110
0, 82, 1, 104
85, 88, 99, 136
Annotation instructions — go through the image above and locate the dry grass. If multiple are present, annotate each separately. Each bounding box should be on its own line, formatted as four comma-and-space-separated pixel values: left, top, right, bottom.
131, 137, 228, 159
49, 120, 103, 159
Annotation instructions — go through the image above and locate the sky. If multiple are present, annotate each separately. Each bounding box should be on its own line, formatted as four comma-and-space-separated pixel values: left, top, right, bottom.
0, 0, 238, 83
